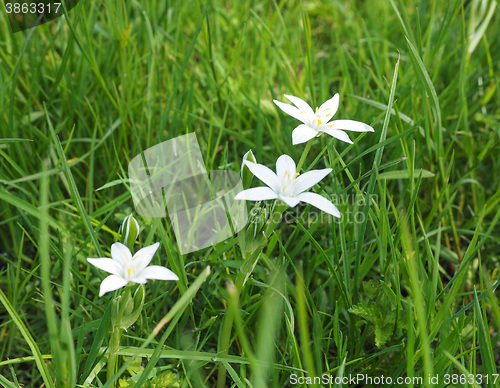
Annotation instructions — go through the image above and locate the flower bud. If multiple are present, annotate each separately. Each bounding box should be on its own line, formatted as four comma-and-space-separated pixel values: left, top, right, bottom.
121, 214, 140, 250
241, 150, 256, 189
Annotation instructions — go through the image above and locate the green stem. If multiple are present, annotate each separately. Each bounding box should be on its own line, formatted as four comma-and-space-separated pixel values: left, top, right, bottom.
217, 142, 314, 387
106, 287, 133, 386
107, 326, 122, 385
216, 204, 286, 388
296, 139, 314, 173
216, 245, 265, 388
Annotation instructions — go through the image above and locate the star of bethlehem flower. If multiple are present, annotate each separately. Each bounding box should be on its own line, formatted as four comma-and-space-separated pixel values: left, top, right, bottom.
234, 154, 340, 217
273, 94, 374, 145
87, 242, 179, 296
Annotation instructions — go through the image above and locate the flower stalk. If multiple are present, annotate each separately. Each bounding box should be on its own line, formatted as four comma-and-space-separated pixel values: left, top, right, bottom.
106, 284, 146, 384
219, 92, 374, 387
217, 140, 313, 388
217, 202, 287, 388
296, 139, 314, 173
86, 214, 179, 385
106, 323, 122, 383
106, 288, 127, 384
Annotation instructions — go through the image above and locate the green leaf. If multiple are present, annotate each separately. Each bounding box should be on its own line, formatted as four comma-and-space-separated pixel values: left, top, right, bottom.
378, 169, 435, 180
125, 357, 144, 376
238, 203, 269, 258
474, 289, 497, 377
0, 189, 63, 231
405, 36, 443, 160
121, 286, 145, 330
96, 179, 127, 191
47, 108, 104, 257
362, 280, 379, 300
153, 371, 181, 387
39, 167, 76, 388
81, 302, 113, 383
348, 303, 382, 324
350, 304, 395, 347
375, 323, 394, 347
0, 290, 55, 388
379, 281, 398, 307
118, 378, 136, 388
0, 138, 33, 144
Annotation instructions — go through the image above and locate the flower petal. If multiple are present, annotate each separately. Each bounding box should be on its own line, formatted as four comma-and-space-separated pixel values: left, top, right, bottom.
293, 168, 332, 195
276, 154, 296, 178
129, 277, 148, 284
111, 242, 133, 267
132, 242, 160, 274
284, 94, 314, 116
243, 161, 280, 192
140, 266, 180, 281
99, 275, 128, 296
273, 100, 308, 124
296, 192, 341, 218
329, 119, 374, 132
235, 187, 279, 201
318, 94, 339, 122
87, 258, 123, 276
318, 127, 353, 144
279, 195, 300, 207
292, 124, 319, 145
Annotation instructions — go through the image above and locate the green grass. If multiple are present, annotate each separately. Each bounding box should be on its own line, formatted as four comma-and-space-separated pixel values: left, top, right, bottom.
1, 0, 499, 387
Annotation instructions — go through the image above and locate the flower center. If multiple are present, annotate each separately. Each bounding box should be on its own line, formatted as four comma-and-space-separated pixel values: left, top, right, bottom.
282, 170, 299, 193
312, 108, 322, 127
127, 268, 131, 276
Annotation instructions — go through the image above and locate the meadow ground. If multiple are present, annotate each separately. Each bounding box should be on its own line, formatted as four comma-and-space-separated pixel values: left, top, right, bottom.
0, 0, 499, 387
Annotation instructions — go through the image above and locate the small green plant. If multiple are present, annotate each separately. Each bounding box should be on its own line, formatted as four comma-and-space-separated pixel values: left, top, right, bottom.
349, 280, 407, 347
87, 215, 179, 386
217, 93, 374, 387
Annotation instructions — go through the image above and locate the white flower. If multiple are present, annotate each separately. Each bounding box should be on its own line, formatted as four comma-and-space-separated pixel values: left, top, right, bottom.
234, 154, 340, 217
273, 94, 374, 145
87, 242, 179, 296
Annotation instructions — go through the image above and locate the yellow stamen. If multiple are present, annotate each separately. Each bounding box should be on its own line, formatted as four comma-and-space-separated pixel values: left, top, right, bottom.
127, 269, 131, 276
318, 119, 322, 125
294, 172, 300, 178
